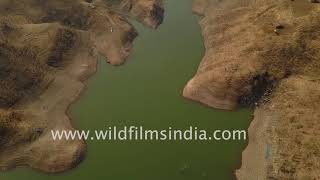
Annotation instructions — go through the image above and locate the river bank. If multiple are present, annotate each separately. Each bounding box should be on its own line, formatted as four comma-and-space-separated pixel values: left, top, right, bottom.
1, 0, 252, 179
0, 0, 164, 173
187, 0, 320, 179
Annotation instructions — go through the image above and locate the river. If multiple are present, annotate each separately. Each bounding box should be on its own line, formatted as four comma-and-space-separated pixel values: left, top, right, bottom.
1, 0, 251, 179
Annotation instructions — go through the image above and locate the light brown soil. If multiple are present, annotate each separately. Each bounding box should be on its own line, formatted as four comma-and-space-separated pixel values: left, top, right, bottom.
0, 0, 163, 173
237, 76, 320, 180
188, 0, 320, 179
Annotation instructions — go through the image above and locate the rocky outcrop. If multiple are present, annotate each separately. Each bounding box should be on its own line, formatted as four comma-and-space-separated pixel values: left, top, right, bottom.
0, 0, 163, 173
188, 0, 320, 179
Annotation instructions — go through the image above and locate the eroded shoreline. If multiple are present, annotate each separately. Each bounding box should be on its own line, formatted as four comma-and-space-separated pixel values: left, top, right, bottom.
0, 0, 164, 173
187, 0, 320, 179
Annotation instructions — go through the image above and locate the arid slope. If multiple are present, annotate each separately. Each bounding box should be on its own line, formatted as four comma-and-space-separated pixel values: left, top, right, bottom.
188, 0, 320, 179
0, 0, 163, 173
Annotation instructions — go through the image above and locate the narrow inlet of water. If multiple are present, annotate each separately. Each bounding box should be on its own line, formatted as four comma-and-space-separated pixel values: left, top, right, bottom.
0, 0, 251, 179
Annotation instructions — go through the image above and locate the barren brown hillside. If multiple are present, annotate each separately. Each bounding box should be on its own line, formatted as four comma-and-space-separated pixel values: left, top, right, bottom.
0, 0, 163, 173
187, 0, 320, 179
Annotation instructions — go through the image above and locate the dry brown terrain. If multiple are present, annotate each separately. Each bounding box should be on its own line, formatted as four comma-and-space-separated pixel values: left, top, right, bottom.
0, 0, 163, 173
1, 0, 320, 178
188, 0, 320, 179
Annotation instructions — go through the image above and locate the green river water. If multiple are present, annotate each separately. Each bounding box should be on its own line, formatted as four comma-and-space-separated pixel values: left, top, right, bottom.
1, 0, 251, 179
